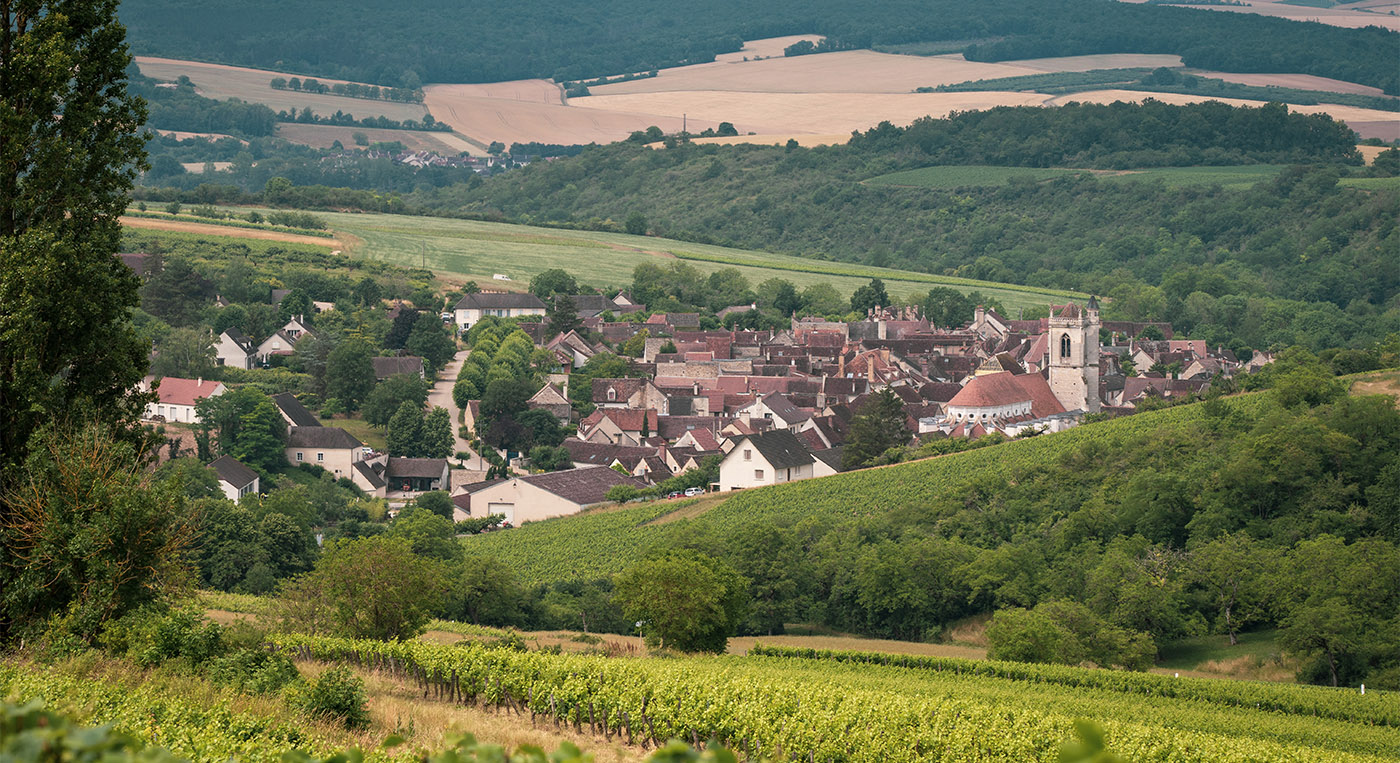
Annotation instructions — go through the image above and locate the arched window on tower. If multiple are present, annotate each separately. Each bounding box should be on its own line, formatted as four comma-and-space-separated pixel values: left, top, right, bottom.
1060, 333, 1072, 359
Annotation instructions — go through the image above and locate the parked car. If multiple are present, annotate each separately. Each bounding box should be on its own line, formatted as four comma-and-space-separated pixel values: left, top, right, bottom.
684, 487, 705, 497
667, 491, 683, 499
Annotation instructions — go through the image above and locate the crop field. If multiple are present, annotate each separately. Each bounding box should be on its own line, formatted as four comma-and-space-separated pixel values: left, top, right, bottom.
121, 215, 345, 247
273, 124, 477, 153
320, 211, 1085, 311
1105, 165, 1288, 189
135, 56, 429, 122
1339, 175, 1400, 190
282, 633, 1399, 763
1189, 70, 1390, 97
864, 165, 1093, 188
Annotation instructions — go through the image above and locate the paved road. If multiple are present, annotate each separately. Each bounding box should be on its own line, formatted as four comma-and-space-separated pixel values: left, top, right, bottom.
427, 348, 489, 477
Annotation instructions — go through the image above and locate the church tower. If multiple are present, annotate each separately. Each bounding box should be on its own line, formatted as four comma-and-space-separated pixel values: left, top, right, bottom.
1047, 297, 1100, 413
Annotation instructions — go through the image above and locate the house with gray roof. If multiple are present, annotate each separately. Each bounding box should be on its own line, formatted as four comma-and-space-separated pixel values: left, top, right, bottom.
717, 428, 815, 491
209, 455, 259, 501
372, 355, 426, 380
454, 466, 644, 524
272, 392, 321, 428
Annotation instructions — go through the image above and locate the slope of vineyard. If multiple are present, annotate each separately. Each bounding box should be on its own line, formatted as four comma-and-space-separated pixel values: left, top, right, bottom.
464, 393, 1254, 585
278, 634, 1399, 763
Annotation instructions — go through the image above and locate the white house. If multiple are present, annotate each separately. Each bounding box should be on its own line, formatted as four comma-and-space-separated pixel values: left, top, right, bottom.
453, 292, 546, 330
453, 466, 643, 525
256, 329, 298, 363
142, 376, 226, 423
209, 455, 259, 501
718, 429, 815, 491
215, 329, 257, 370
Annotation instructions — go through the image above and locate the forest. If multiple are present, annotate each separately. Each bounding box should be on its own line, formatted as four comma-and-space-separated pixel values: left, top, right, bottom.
422, 104, 1398, 353
117, 0, 1399, 93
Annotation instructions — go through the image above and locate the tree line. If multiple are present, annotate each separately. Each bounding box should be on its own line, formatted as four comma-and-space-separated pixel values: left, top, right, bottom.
117, 0, 1398, 93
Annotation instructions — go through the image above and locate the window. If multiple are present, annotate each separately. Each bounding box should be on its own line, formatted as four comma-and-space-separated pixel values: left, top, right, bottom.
317, 452, 324, 462
754, 469, 764, 480
295, 452, 303, 462
743, 449, 752, 461
607, 388, 616, 401
1060, 333, 1072, 359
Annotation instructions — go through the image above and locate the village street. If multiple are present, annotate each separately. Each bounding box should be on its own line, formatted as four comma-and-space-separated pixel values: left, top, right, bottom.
427, 347, 489, 480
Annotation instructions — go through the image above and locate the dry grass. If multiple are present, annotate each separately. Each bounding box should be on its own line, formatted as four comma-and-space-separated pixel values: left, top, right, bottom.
729, 633, 987, 659
1188, 71, 1388, 97
299, 661, 647, 762
587, 50, 1044, 95
944, 613, 992, 648
274, 124, 478, 154
713, 35, 823, 63
135, 57, 429, 122
643, 493, 730, 525
573, 90, 1048, 136
120, 216, 343, 248
1351, 371, 1400, 400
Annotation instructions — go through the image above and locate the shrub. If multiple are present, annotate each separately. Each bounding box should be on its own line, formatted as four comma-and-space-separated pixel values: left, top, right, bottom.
209, 648, 301, 694
293, 665, 369, 729
102, 608, 224, 669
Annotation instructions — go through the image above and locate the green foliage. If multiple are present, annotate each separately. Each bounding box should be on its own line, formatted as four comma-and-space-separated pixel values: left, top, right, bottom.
325, 339, 376, 411
196, 387, 288, 475
386, 400, 424, 456
362, 373, 430, 429
1, 424, 196, 643
613, 552, 748, 653
842, 388, 910, 469
405, 313, 457, 374
986, 600, 1156, 670
415, 491, 455, 520
274, 536, 449, 640
292, 665, 369, 729
279, 633, 1400, 761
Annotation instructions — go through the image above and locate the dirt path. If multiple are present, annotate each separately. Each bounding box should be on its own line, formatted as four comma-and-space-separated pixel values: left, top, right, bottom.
121, 215, 344, 248
428, 348, 490, 479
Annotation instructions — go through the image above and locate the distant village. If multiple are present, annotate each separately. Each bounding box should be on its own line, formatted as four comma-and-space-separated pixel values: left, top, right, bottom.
139, 275, 1273, 531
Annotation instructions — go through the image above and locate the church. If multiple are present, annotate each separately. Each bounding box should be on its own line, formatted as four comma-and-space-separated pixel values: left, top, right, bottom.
926, 298, 1100, 438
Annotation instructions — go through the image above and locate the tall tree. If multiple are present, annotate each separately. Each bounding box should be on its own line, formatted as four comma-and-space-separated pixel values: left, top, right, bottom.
421, 406, 454, 458
528, 268, 578, 300
547, 294, 582, 338
325, 338, 375, 411
363, 373, 430, 429
0, 0, 151, 484
404, 312, 456, 374
842, 388, 910, 469
150, 327, 217, 379
850, 278, 890, 315
386, 400, 424, 457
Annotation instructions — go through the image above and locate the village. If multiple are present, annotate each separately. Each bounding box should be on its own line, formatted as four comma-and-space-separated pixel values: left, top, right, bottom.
140, 278, 1274, 531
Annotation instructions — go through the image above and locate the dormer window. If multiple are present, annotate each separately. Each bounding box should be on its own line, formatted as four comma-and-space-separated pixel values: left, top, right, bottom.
607, 388, 616, 401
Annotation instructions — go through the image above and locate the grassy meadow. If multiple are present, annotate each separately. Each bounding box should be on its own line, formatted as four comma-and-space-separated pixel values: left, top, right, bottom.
322, 211, 1085, 311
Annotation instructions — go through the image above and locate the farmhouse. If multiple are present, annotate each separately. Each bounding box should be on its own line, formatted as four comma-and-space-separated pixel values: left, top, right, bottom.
718, 429, 816, 491
284, 426, 365, 481
453, 292, 546, 329
456, 466, 643, 524
142, 376, 225, 423
209, 455, 259, 501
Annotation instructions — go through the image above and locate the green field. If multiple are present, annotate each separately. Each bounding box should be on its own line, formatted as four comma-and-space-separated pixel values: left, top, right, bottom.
1105, 164, 1286, 189
864, 164, 1289, 191
1340, 175, 1400, 190
321, 211, 1085, 312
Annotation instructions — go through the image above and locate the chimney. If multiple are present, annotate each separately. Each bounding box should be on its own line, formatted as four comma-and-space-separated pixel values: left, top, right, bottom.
867, 360, 876, 384
838, 353, 846, 376
197, 377, 203, 387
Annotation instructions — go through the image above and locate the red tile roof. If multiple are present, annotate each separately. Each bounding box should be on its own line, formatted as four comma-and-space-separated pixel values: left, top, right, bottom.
947, 372, 1032, 409
153, 377, 225, 407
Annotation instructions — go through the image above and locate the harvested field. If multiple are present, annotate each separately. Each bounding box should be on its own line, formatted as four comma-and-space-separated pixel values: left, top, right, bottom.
179, 161, 234, 173
573, 90, 1048, 136
120, 216, 342, 248
135, 56, 429, 121
1186, 70, 1389, 97
424, 83, 724, 146
274, 123, 478, 154
713, 34, 822, 63
586, 51, 1044, 95
154, 129, 245, 144
435, 78, 563, 103
1358, 144, 1396, 163
1153, 0, 1400, 30
682, 133, 852, 148
1349, 120, 1400, 141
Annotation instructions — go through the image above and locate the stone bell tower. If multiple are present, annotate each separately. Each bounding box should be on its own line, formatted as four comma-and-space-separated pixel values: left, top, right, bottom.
1047, 297, 1100, 413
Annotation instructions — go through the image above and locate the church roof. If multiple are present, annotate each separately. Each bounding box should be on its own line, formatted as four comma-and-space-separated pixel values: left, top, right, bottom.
948, 372, 1033, 408
1056, 303, 1083, 319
